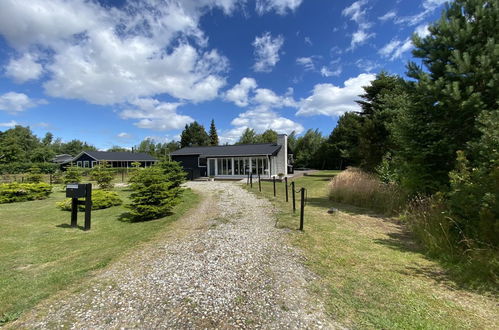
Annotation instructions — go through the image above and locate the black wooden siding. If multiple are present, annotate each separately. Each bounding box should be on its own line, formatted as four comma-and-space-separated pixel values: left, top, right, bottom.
171, 154, 205, 179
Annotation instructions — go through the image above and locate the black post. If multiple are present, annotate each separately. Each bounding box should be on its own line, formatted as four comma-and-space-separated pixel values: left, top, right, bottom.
285, 177, 289, 202
291, 181, 296, 212
299, 188, 305, 231
250, 173, 253, 188
273, 176, 276, 197
247, 172, 250, 185
71, 198, 78, 227
49, 174, 52, 185
258, 173, 261, 192
84, 183, 92, 231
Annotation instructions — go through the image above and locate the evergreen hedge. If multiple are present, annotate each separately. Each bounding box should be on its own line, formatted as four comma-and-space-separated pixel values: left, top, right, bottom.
56, 190, 122, 211
0, 182, 52, 203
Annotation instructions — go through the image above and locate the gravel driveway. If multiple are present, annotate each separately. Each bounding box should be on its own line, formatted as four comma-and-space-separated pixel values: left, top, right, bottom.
13, 182, 336, 329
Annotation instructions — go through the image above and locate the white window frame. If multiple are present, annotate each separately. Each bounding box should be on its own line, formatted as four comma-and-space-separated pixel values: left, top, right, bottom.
198, 157, 207, 167
77, 161, 82, 167
84, 161, 89, 168
91, 161, 97, 167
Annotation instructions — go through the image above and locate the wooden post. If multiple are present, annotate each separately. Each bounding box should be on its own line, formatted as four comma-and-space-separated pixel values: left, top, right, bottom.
49, 174, 52, 185
285, 177, 289, 202
247, 172, 249, 185
273, 176, 276, 197
291, 181, 296, 212
121, 170, 124, 182
84, 183, 92, 231
250, 173, 253, 188
258, 173, 261, 192
71, 198, 78, 227
300, 188, 305, 231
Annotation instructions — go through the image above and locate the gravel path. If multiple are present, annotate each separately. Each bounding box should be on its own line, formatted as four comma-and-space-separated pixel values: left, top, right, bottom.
13, 182, 336, 329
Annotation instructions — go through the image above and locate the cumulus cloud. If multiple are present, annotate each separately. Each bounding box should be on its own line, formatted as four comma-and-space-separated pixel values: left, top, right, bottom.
0, 0, 237, 105
252, 32, 284, 72
220, 107, 304, 144
415, 24, 430, 38
0, 120, 18, 128
342, 0, 374, 49
120, 98, 193, 131
297, 73, 375, 117
224, 77, 258, 107
255, 0, 303, 15
0, 92, 46, 113
5, 53, 43, 83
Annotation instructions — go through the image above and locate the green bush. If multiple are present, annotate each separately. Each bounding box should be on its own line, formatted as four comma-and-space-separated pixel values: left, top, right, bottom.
126, 166, 182, 221
0, 182, 52, 203
63, 166, 82, 184
25, 167, 43, 183
0, 162, 57, 175
90, 162, 114, 189
56, 189, 122, 211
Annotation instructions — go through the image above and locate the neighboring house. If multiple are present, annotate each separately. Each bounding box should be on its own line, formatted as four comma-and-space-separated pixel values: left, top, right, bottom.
170, 134, 292, 179
70, 151, 158, 168
51, 154, 73, 165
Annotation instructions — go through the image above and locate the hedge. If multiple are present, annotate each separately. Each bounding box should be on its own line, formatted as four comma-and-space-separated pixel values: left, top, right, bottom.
0, 182, 53, 203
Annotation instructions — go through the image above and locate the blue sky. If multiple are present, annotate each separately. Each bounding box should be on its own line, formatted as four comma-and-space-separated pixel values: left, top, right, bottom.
0, 0, 447, 149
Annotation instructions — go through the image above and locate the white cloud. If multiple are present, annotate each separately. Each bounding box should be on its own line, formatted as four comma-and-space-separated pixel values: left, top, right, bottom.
5, 53, 43, 83
224, 77, 258, 107
0, 0, 236, 105
379, 38, 413, 60
395, 0, 448, 26
379, 10, 397, 21
120, 98, 193, 131
221, 107, 304, 144
0, 120, 18, 128
117, 132, 131, 138
252, 32, 284, 72
0, 92, 46, 113
296, 57, 315, 71
342, 0, 374, 49
297, 73, 375, 117
355, 59, 380, 72
255, 0, 303, 15
320, 66, 342, 77
415, 24, 430, 38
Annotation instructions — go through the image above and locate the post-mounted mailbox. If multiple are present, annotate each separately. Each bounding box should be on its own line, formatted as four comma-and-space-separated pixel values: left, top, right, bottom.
65, 183, 92, 230
66, 183, 87, 198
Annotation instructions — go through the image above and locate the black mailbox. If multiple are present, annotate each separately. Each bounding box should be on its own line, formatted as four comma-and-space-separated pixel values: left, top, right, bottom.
66, 183, 87, 198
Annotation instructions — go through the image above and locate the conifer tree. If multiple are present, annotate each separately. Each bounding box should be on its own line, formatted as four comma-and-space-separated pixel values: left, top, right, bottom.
209, 119, 219, 146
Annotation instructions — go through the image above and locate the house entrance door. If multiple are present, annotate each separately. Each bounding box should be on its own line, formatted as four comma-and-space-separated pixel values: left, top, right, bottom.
208, 159, 216, 176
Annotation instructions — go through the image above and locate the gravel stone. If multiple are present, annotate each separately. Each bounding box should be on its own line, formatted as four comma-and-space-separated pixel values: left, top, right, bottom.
13, 182, 339, 329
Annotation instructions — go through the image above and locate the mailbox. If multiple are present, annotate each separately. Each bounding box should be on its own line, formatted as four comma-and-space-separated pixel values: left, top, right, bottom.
66, 183, 87, 198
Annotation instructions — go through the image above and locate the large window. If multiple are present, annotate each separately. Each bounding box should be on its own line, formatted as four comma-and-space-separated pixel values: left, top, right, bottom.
209, 156, 269, 176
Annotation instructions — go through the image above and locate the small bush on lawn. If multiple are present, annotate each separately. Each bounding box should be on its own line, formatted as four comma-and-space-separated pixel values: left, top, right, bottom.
25, 167, 44, 183
63, 165, 82, 184
0, 182, 52, 203
127, 166, 182, 221
90, 162, 114, 189
328, 167, 408, 215
57, 190, 122, 211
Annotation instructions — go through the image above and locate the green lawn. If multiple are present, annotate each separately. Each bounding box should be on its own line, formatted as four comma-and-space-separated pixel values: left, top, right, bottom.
0, 185, 200, 325
245, 171, 498, 329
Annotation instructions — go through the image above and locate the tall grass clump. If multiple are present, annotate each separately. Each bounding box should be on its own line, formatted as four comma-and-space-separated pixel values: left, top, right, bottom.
328, 168, 408, 215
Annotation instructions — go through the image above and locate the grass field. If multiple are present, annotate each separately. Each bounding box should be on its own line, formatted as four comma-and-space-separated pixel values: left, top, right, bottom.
0, 185, 199, 325
245, 171, 498, 329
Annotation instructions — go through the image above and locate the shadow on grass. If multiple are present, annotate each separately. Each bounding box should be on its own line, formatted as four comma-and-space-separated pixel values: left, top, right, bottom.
56, 223, 86, 230
117, 211, 174, 223
303, 174, 338, 178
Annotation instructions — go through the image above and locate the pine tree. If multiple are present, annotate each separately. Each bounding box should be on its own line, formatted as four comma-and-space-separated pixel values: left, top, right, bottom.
209, 119, 219, 146
396, 0, 499, 193
180, 122, 210, 147
237, 128, 258, 144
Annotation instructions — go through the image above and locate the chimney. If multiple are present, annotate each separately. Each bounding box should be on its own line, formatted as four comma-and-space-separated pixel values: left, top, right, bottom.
276, 134, 288, 176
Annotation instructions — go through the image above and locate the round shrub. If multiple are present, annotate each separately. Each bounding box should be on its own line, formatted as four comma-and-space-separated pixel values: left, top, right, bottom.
57, 189, 122, 211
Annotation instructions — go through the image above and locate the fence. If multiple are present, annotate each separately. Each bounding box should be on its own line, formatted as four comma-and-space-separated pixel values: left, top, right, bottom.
246, 173, 307, 231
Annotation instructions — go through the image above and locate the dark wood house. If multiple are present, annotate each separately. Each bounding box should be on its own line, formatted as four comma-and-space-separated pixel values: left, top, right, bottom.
71, 151, 157, 168
170, 134, 292, 179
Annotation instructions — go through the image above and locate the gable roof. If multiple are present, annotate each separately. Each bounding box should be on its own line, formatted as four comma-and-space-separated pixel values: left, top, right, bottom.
74, 151, 157, 161
170, 143, 282, 157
